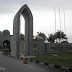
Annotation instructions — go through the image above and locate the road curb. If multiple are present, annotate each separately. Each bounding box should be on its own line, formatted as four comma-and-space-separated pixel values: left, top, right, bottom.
29, 59, 72, 72
54, 65, 61, 69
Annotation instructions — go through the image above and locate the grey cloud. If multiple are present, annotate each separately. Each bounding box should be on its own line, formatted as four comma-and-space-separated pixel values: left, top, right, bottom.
27, 0, 72, 9
0, 0, 72, 14
0, 0, 27, 14
53, 0, 72, 9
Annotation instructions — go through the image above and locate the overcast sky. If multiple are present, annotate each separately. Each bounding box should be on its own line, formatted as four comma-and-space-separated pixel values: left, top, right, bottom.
0, 0, 72, 42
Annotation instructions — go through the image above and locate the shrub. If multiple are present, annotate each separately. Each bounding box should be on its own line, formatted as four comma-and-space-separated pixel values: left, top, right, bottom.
1, 48, 11, 52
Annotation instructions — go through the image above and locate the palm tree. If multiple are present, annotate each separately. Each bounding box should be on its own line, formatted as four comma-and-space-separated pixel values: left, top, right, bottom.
54, 30, 68, 43
33, 32, 47, 42
48, 30, 68, 43
48, 34, 55, 43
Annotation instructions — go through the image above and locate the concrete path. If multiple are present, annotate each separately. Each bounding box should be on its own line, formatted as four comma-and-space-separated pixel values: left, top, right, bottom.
0, 52, 64, 72
0, 54, 51, 72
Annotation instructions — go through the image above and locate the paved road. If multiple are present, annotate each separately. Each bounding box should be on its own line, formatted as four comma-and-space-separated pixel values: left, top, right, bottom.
0, 53, 63, 72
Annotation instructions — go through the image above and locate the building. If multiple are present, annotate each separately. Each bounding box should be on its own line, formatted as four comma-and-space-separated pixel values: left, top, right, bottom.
0, 29, 11, 49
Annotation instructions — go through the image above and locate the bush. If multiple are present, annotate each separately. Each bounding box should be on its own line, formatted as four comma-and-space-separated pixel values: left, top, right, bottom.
1, 48, 11, 52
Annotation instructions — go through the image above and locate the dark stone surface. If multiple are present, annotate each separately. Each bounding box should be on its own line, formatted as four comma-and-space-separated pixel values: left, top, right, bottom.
54, 65, 61, 69
36, 61, 39, 63
21, 57, 23, 59
44, 62, 48, 65
69, 68, 72, 72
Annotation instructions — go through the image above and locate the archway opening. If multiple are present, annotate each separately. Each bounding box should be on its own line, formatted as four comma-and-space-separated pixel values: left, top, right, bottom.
3, 40, 10, 48
20, 15, 25, 36
19, 14, 25, 55
20, 14, 25, 41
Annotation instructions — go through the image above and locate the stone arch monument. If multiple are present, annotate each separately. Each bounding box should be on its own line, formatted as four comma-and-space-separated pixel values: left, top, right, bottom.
11, 4, 33, 57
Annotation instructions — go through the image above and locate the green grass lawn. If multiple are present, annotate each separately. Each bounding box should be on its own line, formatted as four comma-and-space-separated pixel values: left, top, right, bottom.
31, 53, 72, 68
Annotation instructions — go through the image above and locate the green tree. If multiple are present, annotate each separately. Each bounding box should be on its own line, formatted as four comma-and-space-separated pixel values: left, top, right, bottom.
33, 32, 47, 42
48, 30, 68, 43
48, 34, 55, 43
20, 33, 24, 40
54, 30, 68, 43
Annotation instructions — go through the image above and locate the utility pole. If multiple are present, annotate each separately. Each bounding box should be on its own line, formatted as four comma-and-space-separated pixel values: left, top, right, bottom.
59, 8, 61, 43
